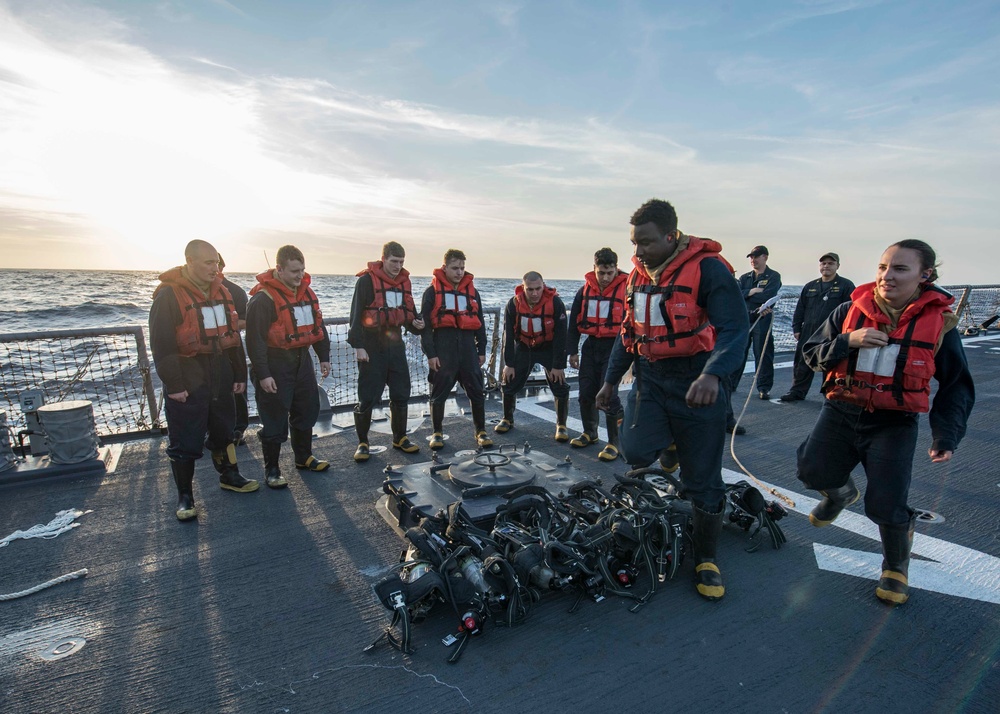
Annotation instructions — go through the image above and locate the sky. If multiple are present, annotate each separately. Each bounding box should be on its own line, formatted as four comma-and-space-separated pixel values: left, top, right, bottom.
1, 0, 998, 284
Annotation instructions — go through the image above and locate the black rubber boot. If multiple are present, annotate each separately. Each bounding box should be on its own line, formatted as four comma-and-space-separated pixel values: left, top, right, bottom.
571, 400, 599, 448
876, 518, 915, 606
428, 401, 446, 450
262, 440, 287, 488
391, 401, 419, 453
354, 408, 372, 461
494, 393, 516, 433
809, 477, 860, 527
292, 427, 330, 471
599, 410, 622, 462
471, 401, 492, 448
691, 503, 725, 601
554, 397, 569, 442
211, 444, 259, 493
170, 459, 197, 521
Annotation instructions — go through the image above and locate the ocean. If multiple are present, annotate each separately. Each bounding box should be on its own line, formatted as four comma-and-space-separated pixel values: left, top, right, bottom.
0, 269, 803, 335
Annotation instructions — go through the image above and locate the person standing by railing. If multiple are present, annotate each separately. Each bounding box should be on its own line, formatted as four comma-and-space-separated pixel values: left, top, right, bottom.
567, 247, 628, 461
150, 239, 259, 522
348, 241, 425, 462
495, 272, 570, 440
420, 249, 491, 450
779, 252, 855, 402
247, 245, 332, 488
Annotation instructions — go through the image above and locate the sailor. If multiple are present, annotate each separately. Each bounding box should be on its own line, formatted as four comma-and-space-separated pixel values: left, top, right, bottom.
779, 253, 855, 402
725, 245, 782, 433
495, 272, 570, 440
218, 253, 250, 444
797, 239, 974, 606
420, 249, 492, 450
150, 239, 259, 521
567, 247, 628, 461
348, 241, 425, 462
246, 245, 332, 488
596, 199, 748, 601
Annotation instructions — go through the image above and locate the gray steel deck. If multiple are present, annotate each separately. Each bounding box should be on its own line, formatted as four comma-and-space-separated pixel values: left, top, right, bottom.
2, 336, 999, 713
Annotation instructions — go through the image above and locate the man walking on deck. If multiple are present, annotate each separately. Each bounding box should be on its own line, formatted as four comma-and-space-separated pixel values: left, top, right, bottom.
150, 240, 259, 521
496, 272, 570, 440
725, 245, 781, 433
246, 245, 332, 488
596, 199, 748, 601
421, 249, 492, 450
567, 247, 628, 461
348, 241, 425, 462
780, 252, 855, 402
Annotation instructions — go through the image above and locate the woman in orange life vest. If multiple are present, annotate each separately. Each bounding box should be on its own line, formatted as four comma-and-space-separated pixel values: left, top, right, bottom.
797, 239, 974, 606
347, 241, 425, 462
246, 244, 332, 489
567, 247, 629, 461
149, 239, 259, 521
496, 271, 571, 440
420, 249, 491, 450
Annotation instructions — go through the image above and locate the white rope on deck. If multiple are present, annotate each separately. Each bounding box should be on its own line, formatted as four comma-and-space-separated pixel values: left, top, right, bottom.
1, 509, 90, 601
0, 509, 88, 548
0, 569, 89, 601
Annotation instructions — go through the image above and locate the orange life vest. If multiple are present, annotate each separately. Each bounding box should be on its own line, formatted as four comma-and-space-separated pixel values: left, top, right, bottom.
357, 261, 416, 328
155, 267, 241, 357
823, 283, 953, 413
576, 270, 628, 339
249, 270, 324, 349
621, 236, 728, 361
429, 269, 483, 330
514, 285, 559, 348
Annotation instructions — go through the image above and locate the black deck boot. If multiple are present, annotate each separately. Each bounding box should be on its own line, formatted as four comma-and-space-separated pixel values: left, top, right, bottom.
876, 518, 915, 606
262, 440, 286, 488
429, 401, 446, 450
691, 502, 725, 601
211, 444, 260, 493
554, 396, 569, 442
598, 410, 622, 462
390, 401, 419, 453
292, 428, 330, 471
471, 401, 492, 448
354, 408, 372, 462
809, 477, 861, 527
170, 459, 198, 521
494, 393, 516, 433
570, 400, 599, 448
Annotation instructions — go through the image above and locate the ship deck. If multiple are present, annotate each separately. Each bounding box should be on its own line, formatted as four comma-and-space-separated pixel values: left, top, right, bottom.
1, 336, 999, 714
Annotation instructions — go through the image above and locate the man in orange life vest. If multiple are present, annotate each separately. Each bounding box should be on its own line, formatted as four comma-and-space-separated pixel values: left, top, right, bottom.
246, 245, 332, 488
567, 247, 628, 461
218, 253, 250, 445
596, 199, 748, 601
150, 239, 259, 521
496, 272, 570, 440
348, 241, 425, 462
420, 249, 492, 449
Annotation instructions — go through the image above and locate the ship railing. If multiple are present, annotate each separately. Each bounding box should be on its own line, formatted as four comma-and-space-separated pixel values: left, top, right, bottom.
1, 285, 997, 439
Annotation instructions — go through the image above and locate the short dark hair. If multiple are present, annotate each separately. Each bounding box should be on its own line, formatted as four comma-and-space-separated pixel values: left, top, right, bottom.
891, 239, 940, 283
184, 239, 216, 260
383, 241, 405, 259
523, 270, 543, 283
594, 247, 618, 267
443, 249, 466, 265
630, 199, 678, 236
276, 245, 304, 267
